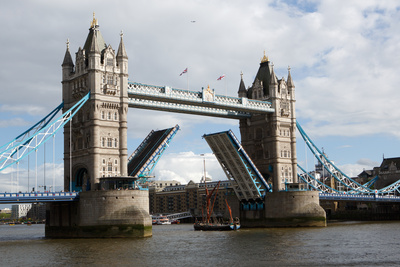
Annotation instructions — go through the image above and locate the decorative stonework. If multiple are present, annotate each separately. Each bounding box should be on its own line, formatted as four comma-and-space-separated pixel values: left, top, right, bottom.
62, 17, 129, 192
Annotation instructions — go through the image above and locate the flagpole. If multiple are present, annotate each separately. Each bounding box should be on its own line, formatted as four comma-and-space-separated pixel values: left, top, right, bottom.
187, 69, 189, 90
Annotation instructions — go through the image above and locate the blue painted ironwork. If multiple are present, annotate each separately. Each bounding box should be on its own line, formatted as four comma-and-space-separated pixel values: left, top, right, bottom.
297, 121, 400, 196
127, 82, 274, 119
297, 164, 341, 193
364, 176, 378, 188
0, 192, 79, 204
203, 130, 271, 202
0, 102, 63, 155
319, 192, 400, 202
128, 125, 180, 188
0, 93, 90, 172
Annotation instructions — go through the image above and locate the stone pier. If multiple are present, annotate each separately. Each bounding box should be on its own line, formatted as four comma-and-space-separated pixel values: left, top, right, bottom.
45, 190, 152, 238
241, 191, 326, 227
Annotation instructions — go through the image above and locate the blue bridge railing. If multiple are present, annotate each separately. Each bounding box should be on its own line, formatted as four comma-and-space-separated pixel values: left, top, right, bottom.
0, 192, 79, 203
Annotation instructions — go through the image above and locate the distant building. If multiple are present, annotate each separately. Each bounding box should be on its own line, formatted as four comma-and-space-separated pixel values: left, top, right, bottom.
11, 204, 32, 219
149, 180, 238, 219
27, 203, 46, 221
355, 169, 376, 184
375, 157, 400, 190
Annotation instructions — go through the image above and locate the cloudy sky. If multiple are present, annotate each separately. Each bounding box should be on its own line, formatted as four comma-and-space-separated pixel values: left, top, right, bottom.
0, 0, 400, 193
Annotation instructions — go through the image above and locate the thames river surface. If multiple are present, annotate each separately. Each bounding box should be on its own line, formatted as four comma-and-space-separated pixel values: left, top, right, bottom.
0, 221, 399, 266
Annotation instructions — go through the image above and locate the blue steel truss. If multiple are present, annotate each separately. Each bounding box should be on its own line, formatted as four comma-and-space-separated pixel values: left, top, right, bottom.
0, 103, 63, 155
296, 121, 400, 196
128, 124, 180, 181
203, 130, 271, 202
0, 93, 90, 172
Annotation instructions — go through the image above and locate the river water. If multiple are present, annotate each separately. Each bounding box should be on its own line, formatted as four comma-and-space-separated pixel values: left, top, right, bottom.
0, 221, 399, 266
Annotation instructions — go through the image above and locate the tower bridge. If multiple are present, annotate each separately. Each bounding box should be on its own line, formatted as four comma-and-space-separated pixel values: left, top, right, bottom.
2, 15, 400, 237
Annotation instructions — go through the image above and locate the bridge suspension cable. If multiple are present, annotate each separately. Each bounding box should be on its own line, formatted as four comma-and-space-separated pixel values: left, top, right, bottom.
296, 121, 400, 195
0, 92, 90, 173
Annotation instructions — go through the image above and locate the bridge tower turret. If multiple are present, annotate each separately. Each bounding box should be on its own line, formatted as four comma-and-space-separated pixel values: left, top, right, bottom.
61, 14, 128, 192
239, 52, 297, 192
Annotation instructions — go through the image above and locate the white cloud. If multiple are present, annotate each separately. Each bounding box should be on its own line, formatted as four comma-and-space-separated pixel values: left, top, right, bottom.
153, 151, 226, 184
0, 1, 399, 187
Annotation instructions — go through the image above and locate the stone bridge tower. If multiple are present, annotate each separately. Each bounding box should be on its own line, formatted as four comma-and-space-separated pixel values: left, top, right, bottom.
61, 15, 128, 192
238, 52, 298, 192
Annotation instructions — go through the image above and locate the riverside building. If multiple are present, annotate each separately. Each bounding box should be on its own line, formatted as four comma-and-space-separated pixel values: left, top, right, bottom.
149, 180, 238, 219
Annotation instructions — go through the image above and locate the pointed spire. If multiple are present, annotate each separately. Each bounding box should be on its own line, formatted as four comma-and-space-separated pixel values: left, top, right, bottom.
90, 12, 98, 29
117, 30, 128, 59
83, 14, 107, 53
261, 50, 269, 63
89, 28, 100, 53
287, 66, 295, 88
238, 71, 247, 97
62, 39, 74, 66
270, 62, 278, 85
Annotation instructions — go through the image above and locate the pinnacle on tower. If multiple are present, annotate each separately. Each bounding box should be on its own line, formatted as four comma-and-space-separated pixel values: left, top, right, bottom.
238, 71, 247, 97
270, 63, 278, 85
117, 30, 128, 59
287, 66, 295, 88
62, 39, 74, 67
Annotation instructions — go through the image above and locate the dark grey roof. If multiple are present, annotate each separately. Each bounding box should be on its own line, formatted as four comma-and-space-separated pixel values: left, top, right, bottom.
380, 157, 400, 171
237, 73, 246, 97
83, 25, 107, 53
62, 48, 74, 66
116, 34, 128, 59
253, 61, 272, 96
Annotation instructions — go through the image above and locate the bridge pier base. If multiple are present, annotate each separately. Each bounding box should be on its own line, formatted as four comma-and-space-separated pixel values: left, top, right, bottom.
241, 191, 326, 227
45, 190, 152, 238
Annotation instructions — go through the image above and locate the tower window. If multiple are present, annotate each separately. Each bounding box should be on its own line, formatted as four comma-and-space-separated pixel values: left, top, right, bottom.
101, 111, 105, 120
107, 138, 112, 147
107, 75, 113, 85
107, 58, 113, 66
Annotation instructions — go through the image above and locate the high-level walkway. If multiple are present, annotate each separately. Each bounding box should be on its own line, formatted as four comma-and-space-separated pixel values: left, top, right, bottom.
127, 82, 274, 119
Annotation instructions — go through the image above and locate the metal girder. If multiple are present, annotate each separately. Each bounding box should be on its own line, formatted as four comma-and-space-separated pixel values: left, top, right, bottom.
297, 121, 400, 196
203, 130, 271, 202
0, 192, 79, 203
319, 193, 400, 202
127, 82, 274, 119
0, 93, 90, 172
128, 125, 180, 179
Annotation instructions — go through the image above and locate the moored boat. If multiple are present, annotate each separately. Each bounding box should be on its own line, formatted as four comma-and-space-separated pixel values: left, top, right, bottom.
194, 219, 240, 231
152, 215, 172, 225
194, 156, 240, 231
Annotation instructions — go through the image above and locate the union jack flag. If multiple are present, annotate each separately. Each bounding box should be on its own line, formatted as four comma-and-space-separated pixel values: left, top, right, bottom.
217, 74, 225, 80
180, 68, 188, 76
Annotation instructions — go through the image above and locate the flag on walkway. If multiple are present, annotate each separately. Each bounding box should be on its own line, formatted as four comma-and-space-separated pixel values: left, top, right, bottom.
180, 68, 188, 76
217, 74, 225, 80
